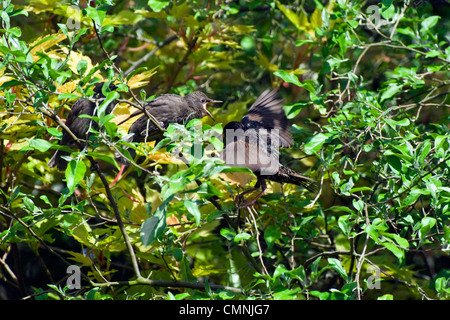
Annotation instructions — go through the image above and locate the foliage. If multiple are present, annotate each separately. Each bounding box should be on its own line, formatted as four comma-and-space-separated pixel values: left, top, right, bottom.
0, 0, 449, 300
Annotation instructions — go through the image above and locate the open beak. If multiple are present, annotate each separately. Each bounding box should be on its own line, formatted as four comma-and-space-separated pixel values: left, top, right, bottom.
204, 100, 222, 121
205, 110, 215, 121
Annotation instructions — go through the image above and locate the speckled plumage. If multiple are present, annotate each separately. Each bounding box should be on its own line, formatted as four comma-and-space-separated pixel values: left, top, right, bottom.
222, 89, 316, 206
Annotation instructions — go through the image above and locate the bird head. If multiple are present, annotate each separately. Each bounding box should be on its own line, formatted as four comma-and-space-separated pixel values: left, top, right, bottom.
186, 91, 222, 121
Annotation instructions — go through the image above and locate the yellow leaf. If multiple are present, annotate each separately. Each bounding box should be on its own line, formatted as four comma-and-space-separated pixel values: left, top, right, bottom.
54, 5, 90, 27
113, 180, 148, 224
30, 32, 67, 61
67, 251, 93, 267
135, 9, 167, 19
0, 75, 14, 87
148, 152, 185, 165
254, 52, 278, 73
57, 80, 79, 94
127, 68, 158, 89
229, 25, 257, 34
60, 47, 99, 77
71, 220, 96, 247
169, 1, 190, 19
23, 0, 62, 13
192, 264, 226, 277
219, 171, 256, 187
104, 10, 145, 26
276, 1, 302, 30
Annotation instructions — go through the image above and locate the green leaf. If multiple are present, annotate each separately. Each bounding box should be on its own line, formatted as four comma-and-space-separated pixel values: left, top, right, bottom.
77, 60, 88, 76
352, 199, 364, 213
391, 234, 409, 249
386, 155, 402, 174
84, 7, 106, 28
434, 135, 448, 156
58, 93, 81, 100
220, 228, 236, 241
283, 101, 310, 119
382, 242, 404, 262
264, 225, 281, 249
326, 206, 355, 215
384, 118, 410, 128
206, 211, 227, 222
179, 256, 196, 282
421, 15, 440, 30
416, 140, 431, 166
327, 258, 348, 281
65, 159, 86, 194
148, 0, 170, 12
27, 138, 54, 152
0, 79, 25, 90
425, 50, 442, 58
8, 26, 21, 37
88, 152, 120, 170
183, 200, 201, 226
98, 90, 119, 120
419, 216, 436, 240
234, 232, 251, 242
304, 133, 329, 155
338, 215, 351, 236
273, 70, 302, 87
397, 27, 416, 38
140, 209, 167, 246
380, 84, 402, 102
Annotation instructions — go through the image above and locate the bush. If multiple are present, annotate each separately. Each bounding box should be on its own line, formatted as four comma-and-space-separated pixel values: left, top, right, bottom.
0, 0, 449, 300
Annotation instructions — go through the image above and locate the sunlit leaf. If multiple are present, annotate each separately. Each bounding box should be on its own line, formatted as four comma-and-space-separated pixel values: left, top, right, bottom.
65, 159, 86, 194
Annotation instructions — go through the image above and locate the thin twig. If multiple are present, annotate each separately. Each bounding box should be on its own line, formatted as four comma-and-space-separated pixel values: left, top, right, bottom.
92, 161, 142, 278
124, 34, 178, 77
90, 19, 165, 134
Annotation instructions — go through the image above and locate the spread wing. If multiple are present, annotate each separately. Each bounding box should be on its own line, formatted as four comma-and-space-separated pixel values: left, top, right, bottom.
242, 89, 293, 148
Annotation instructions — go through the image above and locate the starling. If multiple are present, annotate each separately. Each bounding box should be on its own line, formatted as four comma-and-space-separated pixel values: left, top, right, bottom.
222, 89, 315, 207
119, 91, 221, 164
48, 82, 118, 171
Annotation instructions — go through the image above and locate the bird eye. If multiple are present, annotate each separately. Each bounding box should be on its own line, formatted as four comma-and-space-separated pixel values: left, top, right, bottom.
200, 98, 206, 103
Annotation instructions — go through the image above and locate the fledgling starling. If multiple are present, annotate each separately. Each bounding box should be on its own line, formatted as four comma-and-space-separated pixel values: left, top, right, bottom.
119, 91, 221, 165
48, 82, 118, 171
222, 89, 316, 207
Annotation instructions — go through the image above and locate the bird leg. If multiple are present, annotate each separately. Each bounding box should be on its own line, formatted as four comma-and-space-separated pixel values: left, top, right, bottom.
237, 188, 268, 208
236, 178, 267, 208
234, 187, 258, 206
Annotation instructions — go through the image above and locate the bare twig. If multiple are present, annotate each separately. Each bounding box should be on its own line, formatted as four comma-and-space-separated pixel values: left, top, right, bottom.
93, 163, 141, 278
124, 34, 178, 77
90, 20, 165, 134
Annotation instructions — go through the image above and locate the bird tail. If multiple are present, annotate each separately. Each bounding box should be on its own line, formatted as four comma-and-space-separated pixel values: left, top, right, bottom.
268, 165, 317, 192
115, 147, 136, 167
48, 150, 69, 171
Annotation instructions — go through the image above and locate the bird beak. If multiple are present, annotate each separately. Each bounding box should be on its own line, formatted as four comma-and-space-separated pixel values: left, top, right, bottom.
205, 109, 215, 121
204, 100, 222, 121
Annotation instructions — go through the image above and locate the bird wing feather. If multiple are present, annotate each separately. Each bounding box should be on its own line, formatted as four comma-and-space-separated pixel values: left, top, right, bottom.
242, 89, 293, 147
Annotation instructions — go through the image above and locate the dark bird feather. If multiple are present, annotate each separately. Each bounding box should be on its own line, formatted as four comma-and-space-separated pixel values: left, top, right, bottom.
222, 88, 316, 207
48, 82, 118, 171
119, 91, 221, 165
